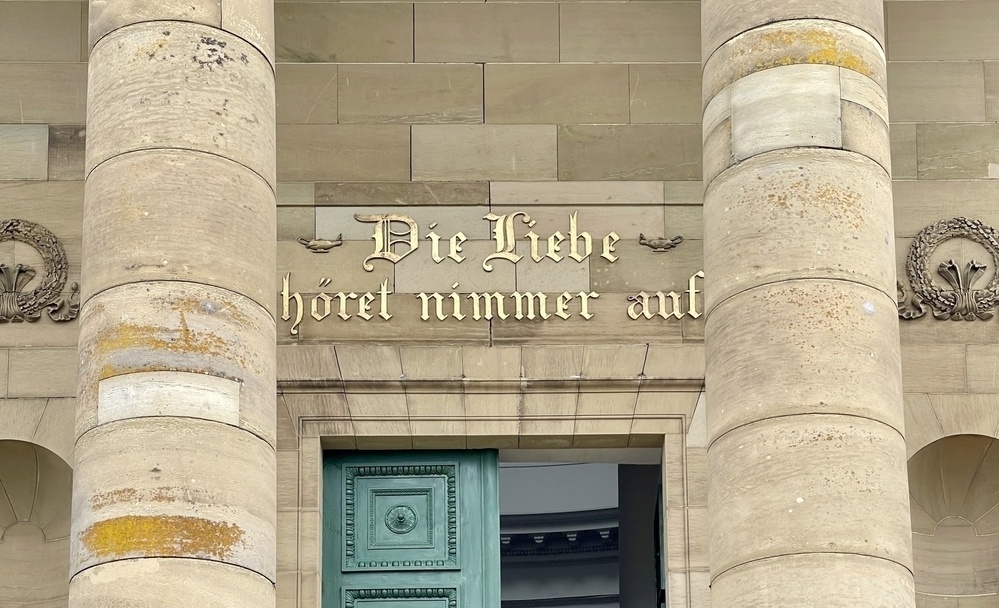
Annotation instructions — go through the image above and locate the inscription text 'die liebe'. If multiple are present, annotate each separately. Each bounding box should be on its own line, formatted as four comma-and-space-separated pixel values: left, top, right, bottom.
281, 211, 704, 335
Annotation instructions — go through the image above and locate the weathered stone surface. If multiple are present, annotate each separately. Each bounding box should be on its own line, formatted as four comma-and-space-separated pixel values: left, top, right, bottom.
277, 125, 410, 182
340, 64, 482, 124
886, 0, 999, 61
0, 125, 48, 181
0, 63, 86, 124
706, 280, 905, 439
709, 415, 912, 574
704, 149, 896, 309
890, 122, 918, 180
730, 64, 843, 163
71, 417, 276, 578
70, 557, 274, 606
7, 349, 78, 399
0, 2, 83, 62
77, 282, 276, 445
89, 0, 220, 50
558, 125, 701, 181
485, 64, 629, 124
560, 3, 700, 62
47, 125, 86, 181
414, 3, 558, 63
702, 19, 887, 102
276, 3, 412, 63
413, 125, 557, 181
87, 22, 276, 187
887, 62, 987, 122
276, 63, 337, 124
318, 181, 488, 207
83, 150, 276, 313
629, 63, 701, 124
916, 122, 999, 179
491, 181, 664, 206
892, 179, 999, 237
711, 554, 915, 607
222, 0, 274, 64
701, 0, 885, 60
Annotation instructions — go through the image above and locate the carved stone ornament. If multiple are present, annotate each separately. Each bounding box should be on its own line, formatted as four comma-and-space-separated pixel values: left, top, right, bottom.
638, 233, 683, 252
897, 217, 999, 321
0, 219, 80, 323
298, 234, 342, 253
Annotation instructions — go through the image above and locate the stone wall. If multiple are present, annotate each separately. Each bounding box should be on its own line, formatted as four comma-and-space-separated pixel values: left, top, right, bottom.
0, 1, 997, 607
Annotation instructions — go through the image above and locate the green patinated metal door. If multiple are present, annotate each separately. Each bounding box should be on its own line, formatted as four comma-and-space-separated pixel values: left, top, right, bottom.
323, 451, 500, 608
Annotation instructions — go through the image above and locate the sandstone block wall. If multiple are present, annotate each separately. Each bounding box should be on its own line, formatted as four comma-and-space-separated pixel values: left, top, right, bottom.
0, 1, 997, 608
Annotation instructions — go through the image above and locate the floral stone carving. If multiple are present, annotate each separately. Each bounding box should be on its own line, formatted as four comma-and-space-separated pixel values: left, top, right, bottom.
0, 219, 79, 323
897, 217, 999, 321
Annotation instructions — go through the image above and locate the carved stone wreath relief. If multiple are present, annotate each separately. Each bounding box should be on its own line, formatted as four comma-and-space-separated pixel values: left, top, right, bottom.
0, 219, 79, 323
897, 217, 999, 321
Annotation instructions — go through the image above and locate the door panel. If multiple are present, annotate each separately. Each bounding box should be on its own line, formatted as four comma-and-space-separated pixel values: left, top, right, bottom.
324, 451, 499, 608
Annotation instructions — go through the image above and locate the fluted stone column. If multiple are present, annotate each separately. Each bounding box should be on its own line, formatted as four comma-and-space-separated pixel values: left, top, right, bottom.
70, 3, 276, 605
701, 2, 916, 606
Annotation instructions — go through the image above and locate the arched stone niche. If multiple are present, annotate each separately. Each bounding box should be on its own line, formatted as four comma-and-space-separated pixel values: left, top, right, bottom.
908, 435, 999, 607
0, 440, 72, 607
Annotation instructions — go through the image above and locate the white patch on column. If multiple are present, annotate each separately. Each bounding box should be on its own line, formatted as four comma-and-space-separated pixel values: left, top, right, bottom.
98, 371, 241, 426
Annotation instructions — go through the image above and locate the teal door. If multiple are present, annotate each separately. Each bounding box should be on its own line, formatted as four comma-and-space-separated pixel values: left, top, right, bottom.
323, 451, 500, 608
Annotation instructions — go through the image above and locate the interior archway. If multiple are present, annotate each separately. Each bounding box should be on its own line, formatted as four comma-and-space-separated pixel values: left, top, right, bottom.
0, 440, 72, 606
908, 434, 999, 606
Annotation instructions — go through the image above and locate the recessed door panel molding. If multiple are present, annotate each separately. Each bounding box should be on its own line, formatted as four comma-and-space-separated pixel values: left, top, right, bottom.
325, 451, 499, 608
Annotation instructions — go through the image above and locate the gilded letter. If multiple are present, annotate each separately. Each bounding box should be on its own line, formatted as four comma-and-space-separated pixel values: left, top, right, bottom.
378, 280, 393, 320
427, 228, 445, 263
512, 292, 551, 320
546, 232, 565, 263
311, 293, 332, 321
335, 292, 357, 320
469, 292, 510, 320
417, 292, 446, 321
568, 212, 592, 263
578, 291, 598, 319
281, 273, 304, 336
526, 231, 542, 263
356, 214, 420, 271
556, 292, 572, 320
449, 283, 465, 320
449, 232, 467, 263
655, 291, 684, 319
483, 212, 532, 271
357, 292, 375, 320
627, 292, 653, 320
686, 271, 704, 319
601, 232, 620, 263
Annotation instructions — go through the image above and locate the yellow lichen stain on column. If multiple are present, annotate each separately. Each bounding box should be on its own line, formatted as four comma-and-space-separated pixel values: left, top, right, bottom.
80, 515, 245, 561
750, 28, 873, 77
95, 322, 231, 359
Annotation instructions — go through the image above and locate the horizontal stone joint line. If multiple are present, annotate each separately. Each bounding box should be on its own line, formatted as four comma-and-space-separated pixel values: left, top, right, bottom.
80, 275, 276, 323
90, 18, 275, 74
701, 16, 886, 72
705, 410, 906, 453
70, 554, 277, 586
703, 144, 891, 192
704, 275, 898, 319
74, 413, 277, 453
86, 146, 275, 195
709, 550, 914, 585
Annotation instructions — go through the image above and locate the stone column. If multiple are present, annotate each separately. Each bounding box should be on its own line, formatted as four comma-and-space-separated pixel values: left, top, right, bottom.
70, 3, 276, 606
701, 2, 915, 606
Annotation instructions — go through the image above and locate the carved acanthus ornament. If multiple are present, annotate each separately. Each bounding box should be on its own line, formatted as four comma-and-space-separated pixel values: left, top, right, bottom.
0, 219, 79, 323
897, 217, 999, 321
